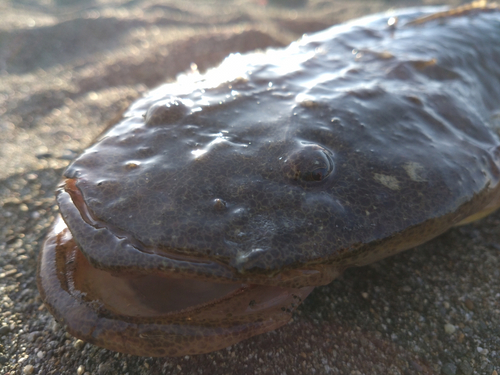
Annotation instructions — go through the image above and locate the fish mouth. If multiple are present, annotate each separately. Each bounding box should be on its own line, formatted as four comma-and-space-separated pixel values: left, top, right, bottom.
38, 215, 315, 356
37, 178, 326, 356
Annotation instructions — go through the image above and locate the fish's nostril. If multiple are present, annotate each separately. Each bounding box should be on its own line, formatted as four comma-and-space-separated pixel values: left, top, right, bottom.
213, 198, 227, 211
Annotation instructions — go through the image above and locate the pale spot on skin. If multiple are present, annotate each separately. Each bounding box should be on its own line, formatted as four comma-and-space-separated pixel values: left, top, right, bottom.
373, 173, 400, 190
403, 161, 427, 182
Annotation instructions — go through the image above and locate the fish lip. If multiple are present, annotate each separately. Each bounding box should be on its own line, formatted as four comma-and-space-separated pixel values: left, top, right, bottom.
56, 178, 239, 281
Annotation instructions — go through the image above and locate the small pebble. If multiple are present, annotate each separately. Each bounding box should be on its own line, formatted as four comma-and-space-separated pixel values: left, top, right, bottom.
444, 323, 456, 334
73, 339, 85, 350
36, 351, 45, 359
98, 363, 111, 375
441, 362, 457, 375
464, 299, 474, 311
0, 355, 8, 364
23, 364, 34, 374
28, 331, 39, 342
477, 347, 489, 355
410, 360, 423, 372
0, 326, 10, 336
77, 365, 85, 375
458, 361, 473, 375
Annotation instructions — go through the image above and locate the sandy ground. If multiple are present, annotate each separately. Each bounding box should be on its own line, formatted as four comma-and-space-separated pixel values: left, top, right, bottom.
1, 0, 499, 374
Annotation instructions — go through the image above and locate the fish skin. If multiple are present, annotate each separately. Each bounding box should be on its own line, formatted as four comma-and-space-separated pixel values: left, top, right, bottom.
37, 4, 500, 357
63, 5, 500, 277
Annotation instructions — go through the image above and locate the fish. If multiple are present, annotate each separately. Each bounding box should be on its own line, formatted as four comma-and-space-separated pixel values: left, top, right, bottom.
37, 2, 500, 357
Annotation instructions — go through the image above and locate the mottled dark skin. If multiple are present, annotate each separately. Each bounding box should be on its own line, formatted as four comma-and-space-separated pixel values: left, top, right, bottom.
38, 3, 500, 356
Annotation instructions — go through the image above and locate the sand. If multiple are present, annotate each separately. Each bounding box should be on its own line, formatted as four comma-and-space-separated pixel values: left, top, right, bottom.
0, 0, 498, 374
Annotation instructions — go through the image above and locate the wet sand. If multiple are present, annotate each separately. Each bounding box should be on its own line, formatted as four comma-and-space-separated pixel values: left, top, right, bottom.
0, 0, 498, 374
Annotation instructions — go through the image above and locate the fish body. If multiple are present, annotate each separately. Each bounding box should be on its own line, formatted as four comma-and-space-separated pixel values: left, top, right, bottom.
38, 4, 500, 356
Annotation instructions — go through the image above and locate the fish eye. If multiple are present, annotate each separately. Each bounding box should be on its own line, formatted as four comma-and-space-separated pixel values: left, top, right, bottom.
310, 165, 329, 181
282, 143, 334, 182
145, 98, 188, 126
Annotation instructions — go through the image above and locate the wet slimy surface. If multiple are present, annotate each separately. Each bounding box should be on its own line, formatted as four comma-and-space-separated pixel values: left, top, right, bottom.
38, 3, 500, 356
